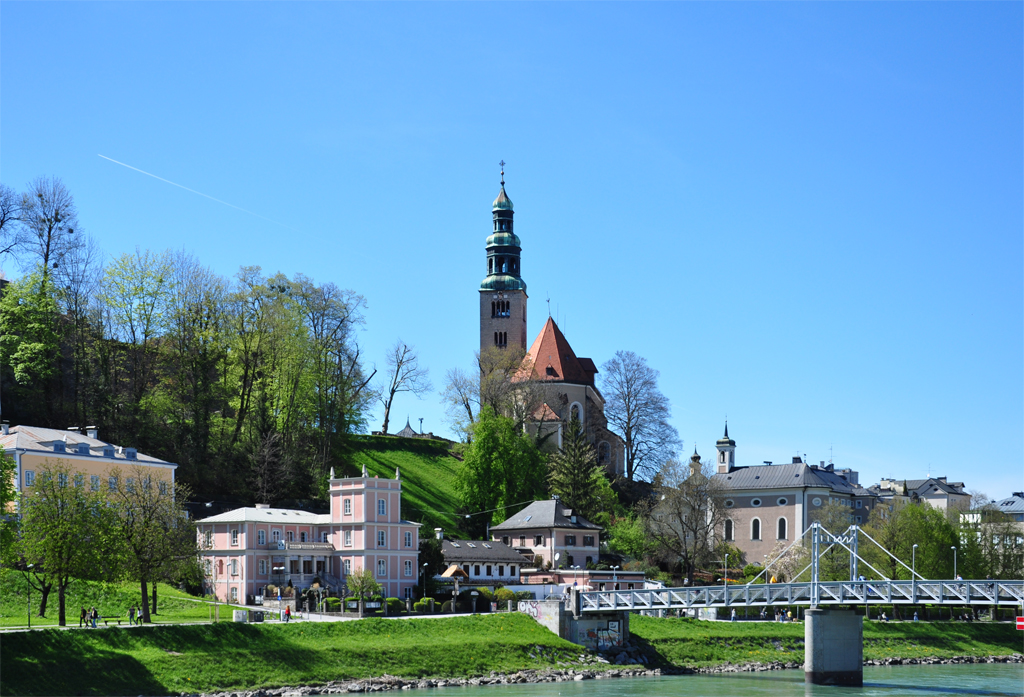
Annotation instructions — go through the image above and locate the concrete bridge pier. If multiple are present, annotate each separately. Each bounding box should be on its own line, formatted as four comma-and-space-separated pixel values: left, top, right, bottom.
804, 607, 863, 686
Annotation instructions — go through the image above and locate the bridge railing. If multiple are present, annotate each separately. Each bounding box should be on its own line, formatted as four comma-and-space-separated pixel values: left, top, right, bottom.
578, 580, 1024, 612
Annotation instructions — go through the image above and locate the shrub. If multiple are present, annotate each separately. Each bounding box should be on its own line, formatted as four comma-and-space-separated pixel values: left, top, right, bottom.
514, 591, 535, 601
495, 588, 516, 603
742, 564, 762, 578
473, 587, 494, 602
441, 600, 453, 613
323, 597, 341, 611
386, 597, 404, 615
413, 599, 430, 614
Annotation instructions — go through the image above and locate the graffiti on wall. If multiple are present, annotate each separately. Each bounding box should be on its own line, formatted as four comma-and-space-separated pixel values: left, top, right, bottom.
575, 622, 623, 650
519, 600, 541, 618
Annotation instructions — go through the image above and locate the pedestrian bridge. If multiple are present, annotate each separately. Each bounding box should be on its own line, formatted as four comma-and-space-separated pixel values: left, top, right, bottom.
579, 579, 1024, 613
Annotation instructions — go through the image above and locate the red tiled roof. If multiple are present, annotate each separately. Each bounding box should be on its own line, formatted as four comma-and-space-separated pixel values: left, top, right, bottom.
522, 318, 591, 384
531, 403, 560, 421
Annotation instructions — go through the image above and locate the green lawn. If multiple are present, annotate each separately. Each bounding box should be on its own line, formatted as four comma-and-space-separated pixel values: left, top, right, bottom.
629, 615, 1024, 668
0, 570, 237, 628
341, 436, 462, 533
0, 613, 584, 696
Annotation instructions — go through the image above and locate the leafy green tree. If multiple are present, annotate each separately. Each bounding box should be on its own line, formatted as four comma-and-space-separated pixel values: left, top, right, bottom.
0, 270, 60, 387
0, 446, 17, 567
548, 415, 607, 522
418, 535, 445, 597
106, 465, 197, 623
346, 567, 382, 599
606, 512, 656, 561
455, 407, 546, 537
809, 501, 855, 581
18, 460, 117, 625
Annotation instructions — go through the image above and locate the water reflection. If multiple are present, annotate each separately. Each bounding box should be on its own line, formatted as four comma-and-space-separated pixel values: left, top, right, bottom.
423, 664, 1022, 697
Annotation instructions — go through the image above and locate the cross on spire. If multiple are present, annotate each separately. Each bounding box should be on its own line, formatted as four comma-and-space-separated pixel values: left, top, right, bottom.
499, 160, 506, 185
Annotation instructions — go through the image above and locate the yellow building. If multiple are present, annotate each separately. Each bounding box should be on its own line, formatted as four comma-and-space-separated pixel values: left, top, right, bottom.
1, 424, 176, 501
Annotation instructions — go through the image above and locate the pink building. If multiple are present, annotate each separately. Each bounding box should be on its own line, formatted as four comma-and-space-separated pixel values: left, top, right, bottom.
197, 468, 420, 603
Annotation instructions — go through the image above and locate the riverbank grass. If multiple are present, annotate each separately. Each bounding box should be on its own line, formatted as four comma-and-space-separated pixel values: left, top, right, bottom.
0, 613, 584, 696
629, 616, 1024, 668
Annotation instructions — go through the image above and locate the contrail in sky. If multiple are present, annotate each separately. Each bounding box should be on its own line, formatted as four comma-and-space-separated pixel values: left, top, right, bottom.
98, 154, 293, 230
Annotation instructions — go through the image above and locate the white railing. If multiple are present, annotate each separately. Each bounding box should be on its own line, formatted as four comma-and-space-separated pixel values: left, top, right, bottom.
578, 580, 1024, 612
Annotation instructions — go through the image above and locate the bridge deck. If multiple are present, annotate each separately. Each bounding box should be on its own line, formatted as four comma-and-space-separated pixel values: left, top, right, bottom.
579, 580, 1024, 613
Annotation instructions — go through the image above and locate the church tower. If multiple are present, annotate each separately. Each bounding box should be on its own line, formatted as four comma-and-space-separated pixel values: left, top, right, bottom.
480, 164, 528, 354
716, 422, 736, 474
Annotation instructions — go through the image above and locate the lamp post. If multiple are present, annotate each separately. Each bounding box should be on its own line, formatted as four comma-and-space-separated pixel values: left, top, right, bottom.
611, 565, 620, 591
25, 563, 34, 629
951, 546, 957, 579
724, 553, 729, 592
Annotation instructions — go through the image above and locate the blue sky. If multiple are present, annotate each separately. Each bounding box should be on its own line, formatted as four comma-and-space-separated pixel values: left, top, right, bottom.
2, 3, 1021, 497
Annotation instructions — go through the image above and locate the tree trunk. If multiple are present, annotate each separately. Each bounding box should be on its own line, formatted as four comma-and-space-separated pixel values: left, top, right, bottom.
152, 585, 158, 615
57, 580, 67, 626
381, 399, 392, 435
37, 582, 52, 618
139, 576, 151, 624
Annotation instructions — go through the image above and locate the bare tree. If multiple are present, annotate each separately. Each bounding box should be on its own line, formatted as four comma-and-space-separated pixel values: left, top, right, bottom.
601, 350, 681, 480
440, 367, 479, 442
377, 340, 432, 434
248, 432, 290, 504
641, 455, 726, 582
0, 183, 23, 260
15, 177, 82, 283
478, 346, 543, 430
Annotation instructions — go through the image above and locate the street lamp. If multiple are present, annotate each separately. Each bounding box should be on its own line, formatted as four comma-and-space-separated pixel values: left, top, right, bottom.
421, 563, 429, 600
611, 565, 620, 591
25, 563, 34, 629
951, 546, 957, 579
572, 565, 580, 588
724, 553, 729, 591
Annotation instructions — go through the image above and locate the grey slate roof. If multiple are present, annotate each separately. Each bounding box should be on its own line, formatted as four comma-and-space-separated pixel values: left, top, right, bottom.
1, 425, 174, 467
490, 499, 602, 532
713, 463, 863, 495
395, 418, 418, 438
994, 493, 1024, 515
441, 539, 527, 564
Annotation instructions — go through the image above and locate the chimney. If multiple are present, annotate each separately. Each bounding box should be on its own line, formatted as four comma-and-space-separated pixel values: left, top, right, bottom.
1, 423, 8, 436
434, 527, 444, 541
255, 503, 270, 509
792, 456, 802, 464
86, 426, 98, 440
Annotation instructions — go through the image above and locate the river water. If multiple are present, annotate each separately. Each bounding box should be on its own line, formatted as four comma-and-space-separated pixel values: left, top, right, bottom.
432, 665, 1023, 697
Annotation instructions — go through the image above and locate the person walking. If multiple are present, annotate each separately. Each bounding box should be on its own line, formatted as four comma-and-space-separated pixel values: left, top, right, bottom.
91, 607, 98, 628
284, 605, 291, 623
128, 605, 136, 626
913, 611, 919, 622
730, 609, 737, 622
79, 607, 87, 628
786, 610, 793, 622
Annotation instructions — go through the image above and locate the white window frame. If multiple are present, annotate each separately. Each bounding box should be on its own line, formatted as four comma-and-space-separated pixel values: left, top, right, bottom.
272, 530, 281, 543
377, 559, 387, 577
230, 587, 238, 602
345, 530, 353, 547
24, 470, 35, 487
777, 516, 787, 540
259, 559, 267, 575
287, 531, 294, 542
231, 530, 239, 546
404, 531, 412, 548
321, 531, 329, 543
300, 532, 307, 543
257, 530, 266, 545
231, 559, 238, 576
751, 517, 762, 541
404, 560, 413, 576
344, 499, 352, 515
378, 499, 387, 516
378, 530, 386, 547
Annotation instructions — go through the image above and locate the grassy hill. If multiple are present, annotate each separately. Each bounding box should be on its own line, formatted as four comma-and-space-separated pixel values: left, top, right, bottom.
0, 570, 233, 628
0, 614, 583, 696
339, 436, 463, 534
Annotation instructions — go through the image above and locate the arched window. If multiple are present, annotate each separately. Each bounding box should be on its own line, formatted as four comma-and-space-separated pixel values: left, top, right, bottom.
570, 402, 582, 423
719, 451, 726, 463
777, 517, 787, 540
598, 441, 611, 464
494, 332, 499, 346
488, 258, 493, 274
751, 518, 761, 540
724, 519, 734, 541
217, 559, 224, 575
491, 301, 496, 317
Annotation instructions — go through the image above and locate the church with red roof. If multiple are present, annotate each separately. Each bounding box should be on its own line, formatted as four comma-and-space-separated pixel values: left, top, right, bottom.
477, 167, 625, 476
